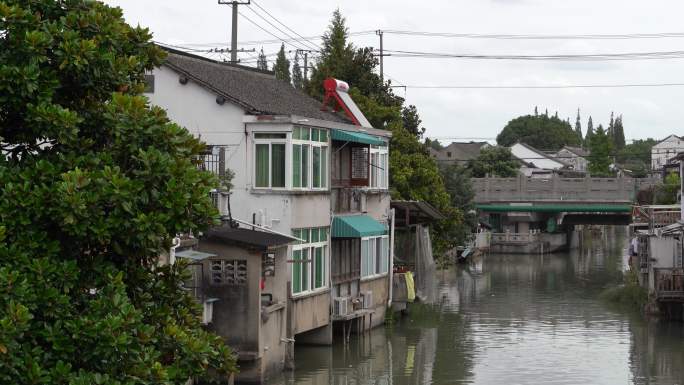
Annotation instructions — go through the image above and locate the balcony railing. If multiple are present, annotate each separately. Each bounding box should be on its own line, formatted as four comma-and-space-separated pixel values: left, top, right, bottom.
654, 268, 684, 299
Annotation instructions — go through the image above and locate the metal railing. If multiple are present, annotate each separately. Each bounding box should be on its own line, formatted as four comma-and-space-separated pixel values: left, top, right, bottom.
491, 231, 540, 244
654, 268, 684, 299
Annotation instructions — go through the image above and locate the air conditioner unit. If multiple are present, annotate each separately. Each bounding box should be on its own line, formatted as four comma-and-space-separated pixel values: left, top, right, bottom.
361, 291, 373, 309
333, 297, 351, 317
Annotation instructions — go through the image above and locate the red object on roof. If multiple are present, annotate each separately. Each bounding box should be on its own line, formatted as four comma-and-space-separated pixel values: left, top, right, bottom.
321, 78, 372, 128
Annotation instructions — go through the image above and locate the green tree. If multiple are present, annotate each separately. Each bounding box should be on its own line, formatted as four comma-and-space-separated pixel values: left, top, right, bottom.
309, 9, 463, 254
426, 138, 444, 150
467, 146, 519, 177
440, 164, 476, 242
617, 138, 656, 177
292, 50, 304, 89
574, 108, 583, 143
588, 124, 613, 176
607, 111, 615, 140
656, 172, 681, 204
0, 1, 235, 383
585, 115, 595, 146
496, 113, 581, 150
613, 114, 626, 150
256, 47, 268, 71
273, 43, 291, 82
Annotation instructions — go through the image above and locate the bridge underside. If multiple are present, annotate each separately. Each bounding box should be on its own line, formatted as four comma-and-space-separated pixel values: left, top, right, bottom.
561, 213, 631, 225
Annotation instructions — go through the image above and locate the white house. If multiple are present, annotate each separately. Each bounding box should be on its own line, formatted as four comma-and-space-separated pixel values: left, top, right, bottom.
509, 142, 569, 177
555, 146, 589, 173
145, 48, 393, 379
652, 134, 684, 171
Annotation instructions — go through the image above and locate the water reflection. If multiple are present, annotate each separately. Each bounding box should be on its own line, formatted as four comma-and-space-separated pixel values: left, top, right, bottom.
267, 228, 684, 385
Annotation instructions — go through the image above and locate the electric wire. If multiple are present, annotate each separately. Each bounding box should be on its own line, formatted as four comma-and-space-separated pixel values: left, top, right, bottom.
243, 6, 309, 51
382, 49, 684, 61
381, 30, 684, 40
250, 0, 321, 51
403, 82, 684, 89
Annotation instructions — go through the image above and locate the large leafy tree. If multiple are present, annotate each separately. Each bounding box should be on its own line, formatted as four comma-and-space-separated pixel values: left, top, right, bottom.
467, 146, 519, 177
273, 43, 291, 82
497, 113, 581, 150
588, 125, 613, 176
0, 1, 235, 384
308, 9, 463, 254
617, 138, 656, 177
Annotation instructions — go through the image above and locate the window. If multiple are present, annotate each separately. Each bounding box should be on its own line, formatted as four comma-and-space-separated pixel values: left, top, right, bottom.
292, 227, 329, 294
361, 235, 389, 278
370, 146, 388, 189
291, 126, 328, 190
254, 133, 287, 188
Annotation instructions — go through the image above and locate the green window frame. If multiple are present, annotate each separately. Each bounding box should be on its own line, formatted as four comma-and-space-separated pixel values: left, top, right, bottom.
291, 227, 329, 295
254, 139, 286, 188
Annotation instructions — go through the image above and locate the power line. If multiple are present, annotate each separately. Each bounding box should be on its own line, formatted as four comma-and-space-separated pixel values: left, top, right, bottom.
382, 49, 684, 61
403, 82, 684, 89
237, 10, 303, 50
381, 30, 684, 40
243, 6, 309, 51
250, 0, 320, 51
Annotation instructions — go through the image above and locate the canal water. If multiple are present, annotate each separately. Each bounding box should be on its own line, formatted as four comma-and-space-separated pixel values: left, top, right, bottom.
267, 228, 684, 385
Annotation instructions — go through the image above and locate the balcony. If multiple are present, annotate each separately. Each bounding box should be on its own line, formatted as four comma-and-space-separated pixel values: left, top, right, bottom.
654, 268, 684, 300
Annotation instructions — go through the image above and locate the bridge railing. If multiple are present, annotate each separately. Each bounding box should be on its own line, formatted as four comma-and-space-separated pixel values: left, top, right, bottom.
473, 175, 659, 203
491, 232, 540, 244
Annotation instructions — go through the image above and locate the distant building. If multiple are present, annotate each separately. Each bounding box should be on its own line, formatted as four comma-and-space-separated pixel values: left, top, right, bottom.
652, 134, 684, 171
555, 146, 589, 173
429, 141, 489, 166
509, 142, 571, 177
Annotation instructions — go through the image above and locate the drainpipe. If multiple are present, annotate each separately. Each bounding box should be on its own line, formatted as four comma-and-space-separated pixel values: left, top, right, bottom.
169, 236, 181, 265
388, 208, 395, 307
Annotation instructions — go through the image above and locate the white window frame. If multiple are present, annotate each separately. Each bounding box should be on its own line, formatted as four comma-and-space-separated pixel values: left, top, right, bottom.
291, 227, 329, 296
252, 126, 328, 191
369, 145, 389, 190
253, 134, 288, 190
361, 235, 389, 280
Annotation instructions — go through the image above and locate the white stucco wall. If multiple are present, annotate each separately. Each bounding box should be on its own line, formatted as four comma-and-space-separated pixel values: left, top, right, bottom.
652, 135, 684, 170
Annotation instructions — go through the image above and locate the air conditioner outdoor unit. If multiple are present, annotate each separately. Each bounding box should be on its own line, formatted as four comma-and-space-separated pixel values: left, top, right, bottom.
361, 291, 373, 309
333, 297, 351, 317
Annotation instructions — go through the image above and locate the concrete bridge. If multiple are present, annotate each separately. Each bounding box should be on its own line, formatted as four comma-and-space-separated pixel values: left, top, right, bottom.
472, 176, 659, 252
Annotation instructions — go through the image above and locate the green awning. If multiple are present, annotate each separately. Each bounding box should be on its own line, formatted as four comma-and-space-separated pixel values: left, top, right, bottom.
331, 129, 386, 146
332, 215, 387, 238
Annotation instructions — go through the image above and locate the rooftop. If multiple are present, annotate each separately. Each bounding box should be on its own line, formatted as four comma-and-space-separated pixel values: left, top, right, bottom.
162, 48, 351, 124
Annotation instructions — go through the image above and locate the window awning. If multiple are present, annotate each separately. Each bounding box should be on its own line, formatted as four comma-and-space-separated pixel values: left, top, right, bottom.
176, 249, 216, 261
332, 215, 387, 238
331, 129, 386, 146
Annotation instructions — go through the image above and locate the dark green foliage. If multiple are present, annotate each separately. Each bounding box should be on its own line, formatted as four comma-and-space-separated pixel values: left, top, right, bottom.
0, 1, 235, 383
588, 125, 613, 176
256, 47, 268, 71
426, 138, 444, 150
585, 116, 594, 146
497, 113, 581, 151
655, 172, 680, 204
574, 109, 583, 143
307, 9, 463, 254
273, 43, 291, 83
617, 138, 656, 177
292, 50, 303, 90
613, 115, 626, 150
467, 146, 520, 177
440, 164, 476, 241
600, 269, 648, 311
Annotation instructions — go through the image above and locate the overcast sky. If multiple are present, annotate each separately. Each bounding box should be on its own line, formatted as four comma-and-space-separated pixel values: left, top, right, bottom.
105, 0, 684, 144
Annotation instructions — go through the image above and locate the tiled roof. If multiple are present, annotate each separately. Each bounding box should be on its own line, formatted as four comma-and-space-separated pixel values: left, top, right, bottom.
162, 48, 351, 124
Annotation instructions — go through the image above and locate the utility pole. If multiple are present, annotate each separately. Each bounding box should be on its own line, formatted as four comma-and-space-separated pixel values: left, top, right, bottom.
296, 49, 314, 81
218, 0, 251, 64
376, 29, 384, 83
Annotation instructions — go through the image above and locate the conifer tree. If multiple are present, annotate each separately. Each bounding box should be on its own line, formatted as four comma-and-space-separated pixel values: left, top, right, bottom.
607, 111, 615, 141
273, 43, 291, 83
613, 114, 626, 150
585, 116, 595, 146
588, 124, 613, 176
574, 108, 583, 144
292, 50, 303, 89
534, 106, 538, 116
256, 47, 268, 71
